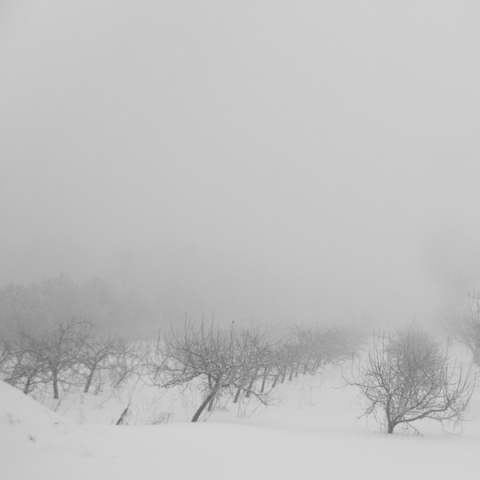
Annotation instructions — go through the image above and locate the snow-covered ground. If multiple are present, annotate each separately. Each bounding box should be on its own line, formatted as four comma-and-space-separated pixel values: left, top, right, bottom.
2, 365, 479, 480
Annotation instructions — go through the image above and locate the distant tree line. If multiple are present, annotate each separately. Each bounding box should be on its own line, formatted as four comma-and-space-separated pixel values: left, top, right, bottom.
0, 274, 154, 337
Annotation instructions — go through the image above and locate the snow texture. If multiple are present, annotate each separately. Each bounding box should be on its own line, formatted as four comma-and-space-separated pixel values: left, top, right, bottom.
1, 365, 479, 480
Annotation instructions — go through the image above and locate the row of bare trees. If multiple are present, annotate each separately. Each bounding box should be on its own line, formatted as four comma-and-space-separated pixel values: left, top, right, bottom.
147, 322, 363, 422
1, 317, 477, 432
0, 319, 362, 420
0, 319, 139, 399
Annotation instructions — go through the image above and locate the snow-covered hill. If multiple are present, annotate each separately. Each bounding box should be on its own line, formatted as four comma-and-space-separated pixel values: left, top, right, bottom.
2, 366, 480, 480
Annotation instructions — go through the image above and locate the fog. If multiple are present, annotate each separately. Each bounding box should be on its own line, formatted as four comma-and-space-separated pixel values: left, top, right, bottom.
1, 1, 480, 327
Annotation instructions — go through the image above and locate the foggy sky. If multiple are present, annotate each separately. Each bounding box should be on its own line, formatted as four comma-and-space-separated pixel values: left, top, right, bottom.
2, 1, 480, 326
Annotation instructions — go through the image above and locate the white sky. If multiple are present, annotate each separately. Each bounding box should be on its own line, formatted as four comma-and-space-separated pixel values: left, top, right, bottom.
2, 1, 480, 325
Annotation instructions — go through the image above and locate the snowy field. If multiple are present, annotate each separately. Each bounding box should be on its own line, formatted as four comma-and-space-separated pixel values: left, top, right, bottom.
2, 363, 479, 480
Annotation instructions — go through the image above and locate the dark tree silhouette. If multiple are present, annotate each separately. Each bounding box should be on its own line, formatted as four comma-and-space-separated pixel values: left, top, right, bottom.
150, 322, 273, 422
349, 329, 475, 434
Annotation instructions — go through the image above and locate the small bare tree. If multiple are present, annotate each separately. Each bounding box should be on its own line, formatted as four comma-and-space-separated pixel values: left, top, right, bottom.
443, 291, 480, 365
108, 338, 148, 389
268, 339, 295, 388
349, 328, 475, 434
36, 319, 89, 399
0, 328, 49, 396
231, 327, 272, 403
77, 322, 120, 393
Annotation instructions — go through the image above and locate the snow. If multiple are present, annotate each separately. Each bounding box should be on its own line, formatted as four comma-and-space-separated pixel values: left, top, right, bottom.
1, 366, 479, 480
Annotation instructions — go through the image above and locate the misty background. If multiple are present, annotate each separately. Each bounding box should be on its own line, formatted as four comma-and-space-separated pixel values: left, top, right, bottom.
1, 1, 480, 329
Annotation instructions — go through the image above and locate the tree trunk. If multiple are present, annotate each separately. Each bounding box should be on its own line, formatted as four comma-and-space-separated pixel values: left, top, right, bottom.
84, 364, 97, 393
23, 376, 32, 395
386, 407, 395, 433
116, 406, 129, 425
114, 372, 129, 388
473, 345, 480, 365
245, 377, 255, 399
52, 369, 59, 399
261, 368, 269, 393
192, 389, 218, 422
233, 386, 242, 403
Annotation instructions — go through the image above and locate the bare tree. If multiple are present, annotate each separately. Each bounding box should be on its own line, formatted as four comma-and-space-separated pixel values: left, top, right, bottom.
231, 327, 272, 403
0, 337, 9, 372
108, 338, 148, 389
349, 328, 475, 434
36, 319, 89, 399
282, 324, 363, 381
150, 322, 272, 422
77, 322, 120, 393
0, 328, 49, 396
268, 339, 295, 388
443, 291, 480, 365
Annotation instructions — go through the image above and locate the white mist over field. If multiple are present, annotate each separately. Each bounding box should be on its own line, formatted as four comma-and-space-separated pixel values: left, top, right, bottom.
2, 1, 480, 327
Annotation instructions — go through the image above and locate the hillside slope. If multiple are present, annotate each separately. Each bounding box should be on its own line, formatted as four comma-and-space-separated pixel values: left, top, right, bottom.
2, 370, 480, 480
